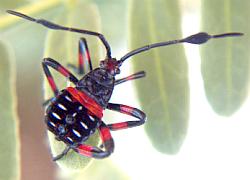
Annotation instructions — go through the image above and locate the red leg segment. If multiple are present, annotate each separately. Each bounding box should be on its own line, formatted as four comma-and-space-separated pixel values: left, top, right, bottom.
68, 38, 93, 75
79, 37, 93, 74
74, 122, 114, 158
106, 103, 146, 130
42, 58, 78, 96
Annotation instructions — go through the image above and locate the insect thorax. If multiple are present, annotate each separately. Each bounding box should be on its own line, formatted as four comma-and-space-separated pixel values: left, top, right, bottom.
76, 68, 115, 108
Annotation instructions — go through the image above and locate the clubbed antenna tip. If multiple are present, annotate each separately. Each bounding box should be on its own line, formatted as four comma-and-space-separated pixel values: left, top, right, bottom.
212, 32, 244, 38
119, 31, 243, 62
182, 32, 244, 45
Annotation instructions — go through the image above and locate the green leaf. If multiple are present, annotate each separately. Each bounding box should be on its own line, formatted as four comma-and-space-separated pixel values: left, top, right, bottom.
44, 2, 102, 170
0, 40, 20, 180
0, 0, 28, 11
94, 0, 127, 51
201, 0, 249, 116
65, 160, 129, 180
130, 0, 189, 154
79, 160, 129, 180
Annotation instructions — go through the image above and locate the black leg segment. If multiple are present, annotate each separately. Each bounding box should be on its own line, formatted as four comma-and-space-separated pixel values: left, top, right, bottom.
74, 122, 114, 158
68, 37, 93, 75
52, 146, 72, 161
106, 103, 146, 131
115, 71, 146, 85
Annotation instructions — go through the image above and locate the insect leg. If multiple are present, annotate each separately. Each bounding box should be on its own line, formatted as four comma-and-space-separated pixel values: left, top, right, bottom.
42, 58, 79, 105
106, 103, 146, 130
52, 146, 71, 161
74, 122, 114, 158
68, 37, 93, 75
42, 57, 79, 96
115, 71, 145, 85
42, 97, 55, 106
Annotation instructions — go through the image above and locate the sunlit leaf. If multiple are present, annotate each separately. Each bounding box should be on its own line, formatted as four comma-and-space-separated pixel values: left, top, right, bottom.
44, 2, 103, 170
68, 160, 129, 180
201, 0, 249, 116
130, 0, 189, 154
94, 0, 127, 53
0, 0, 28, 11
1, 6, 69, 178
0, 40, 20, 180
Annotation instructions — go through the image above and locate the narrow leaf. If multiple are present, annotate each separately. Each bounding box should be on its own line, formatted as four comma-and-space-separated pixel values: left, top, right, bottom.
44, 2, 102, 170
74, 160, 129, 180
0, 41, 20, 180
0, 0, 28, 11
94, 0, 127, 52
1, 8, 66, 179
130, 0, 189, 154
201, 0, 249, 116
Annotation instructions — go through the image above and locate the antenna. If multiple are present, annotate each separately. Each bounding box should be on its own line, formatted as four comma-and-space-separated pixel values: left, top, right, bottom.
119, 32, 243, 64
6, 10, 112, 58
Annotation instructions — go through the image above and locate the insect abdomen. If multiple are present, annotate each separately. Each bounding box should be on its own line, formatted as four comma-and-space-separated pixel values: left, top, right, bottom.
45, 89, 100, 145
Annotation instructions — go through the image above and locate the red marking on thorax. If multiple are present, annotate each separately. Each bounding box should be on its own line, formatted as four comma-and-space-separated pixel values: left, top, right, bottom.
66, 87, 103, 119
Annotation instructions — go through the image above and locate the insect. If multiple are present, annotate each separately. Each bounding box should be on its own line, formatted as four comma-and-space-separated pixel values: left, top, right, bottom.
7, 10, 243, 161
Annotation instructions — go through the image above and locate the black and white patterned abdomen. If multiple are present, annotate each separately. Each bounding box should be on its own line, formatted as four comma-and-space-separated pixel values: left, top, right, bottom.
45, 89, 100, 145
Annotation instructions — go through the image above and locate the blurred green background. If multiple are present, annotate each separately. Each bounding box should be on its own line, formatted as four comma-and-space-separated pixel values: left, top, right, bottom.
0, 0, 249, 180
